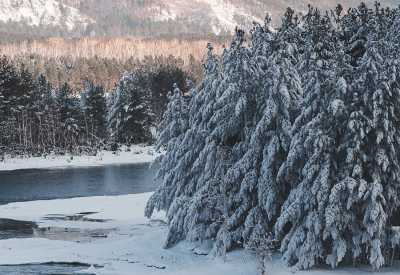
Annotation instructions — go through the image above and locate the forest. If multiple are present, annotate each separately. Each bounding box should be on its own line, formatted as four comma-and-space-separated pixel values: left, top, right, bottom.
0, 37, 219, 91
0, 55, 191, 157
146, 2, 400, 272
1, 1, 400, 274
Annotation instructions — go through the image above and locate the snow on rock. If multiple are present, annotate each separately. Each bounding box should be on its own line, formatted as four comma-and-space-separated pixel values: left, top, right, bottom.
0, 0, 93, 30
0, 145, 156, 172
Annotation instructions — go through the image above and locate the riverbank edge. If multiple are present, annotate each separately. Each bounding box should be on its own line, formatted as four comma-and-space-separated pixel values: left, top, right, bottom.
0, 145, 157, 172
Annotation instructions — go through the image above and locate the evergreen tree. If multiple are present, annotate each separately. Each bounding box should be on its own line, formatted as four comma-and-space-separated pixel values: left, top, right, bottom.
386, 8, 400, 78
16, 66, 36, 151
108, 72, 153, 144
145, 83, 190, 224
57, 82, 82, 151
147, 4, 400, 270
146, 43, 222, 248
32, 74, 57, 152
0, 57, 20, 148
155, 84, 189, 151
181, 28, 265, 253
323, 39, 400, 269
215, 20, 302, 255
82, 81, 107, 145
147, 64, 189, 124
274, 57, 349, 270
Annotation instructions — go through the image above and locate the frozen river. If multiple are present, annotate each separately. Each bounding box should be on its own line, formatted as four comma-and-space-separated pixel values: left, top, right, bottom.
0, 163, 158, 274
0, 163, 157, 205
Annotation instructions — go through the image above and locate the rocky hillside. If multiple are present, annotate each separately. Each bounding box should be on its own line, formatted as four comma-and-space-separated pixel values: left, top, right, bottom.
0, 0, 397, 41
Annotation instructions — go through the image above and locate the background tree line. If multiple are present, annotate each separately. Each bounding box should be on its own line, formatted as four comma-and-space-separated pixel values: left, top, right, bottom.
0, 40, 209, 92
0, 55, 191, 157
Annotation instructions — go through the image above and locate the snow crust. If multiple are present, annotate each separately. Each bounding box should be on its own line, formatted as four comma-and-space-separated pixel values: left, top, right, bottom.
0, 145, 156, 172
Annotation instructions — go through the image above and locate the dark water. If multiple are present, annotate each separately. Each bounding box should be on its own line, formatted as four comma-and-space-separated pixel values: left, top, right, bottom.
0, 263, 94, 275
0, 263, 95, 275
0, 163, 158, 205
0, 163, 157, 274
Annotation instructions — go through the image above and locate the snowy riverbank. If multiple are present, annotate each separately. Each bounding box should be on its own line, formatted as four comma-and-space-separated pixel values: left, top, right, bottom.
0, 193, 398, 275
0, 193, 259, 275
0, 145, 157, 171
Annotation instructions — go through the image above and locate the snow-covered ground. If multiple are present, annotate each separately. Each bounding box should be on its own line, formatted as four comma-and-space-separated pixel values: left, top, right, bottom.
0, 193, 258, 275
0, 145, 156, 172
0, 193, 398, 275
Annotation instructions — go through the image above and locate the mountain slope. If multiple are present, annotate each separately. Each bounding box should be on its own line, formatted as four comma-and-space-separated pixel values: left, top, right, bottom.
0, 0, 93, 31
0, 0, 397, 41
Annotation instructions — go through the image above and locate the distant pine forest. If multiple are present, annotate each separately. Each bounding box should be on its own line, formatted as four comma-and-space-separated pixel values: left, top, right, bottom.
0, 52, 194, 157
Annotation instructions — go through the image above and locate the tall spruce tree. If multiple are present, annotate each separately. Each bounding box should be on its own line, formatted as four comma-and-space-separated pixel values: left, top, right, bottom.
146, 43, 222, 248
145, 84, 190, 236
323, 40, 400, 269
274, 55, 350, 270
57, 82, 82, 151
32, 74, 57, 152
0, 57, 20, 148
108, 72, 153, 144
155, 84, 189, 151
214, 19, 303, 256
82, 81, 107, 145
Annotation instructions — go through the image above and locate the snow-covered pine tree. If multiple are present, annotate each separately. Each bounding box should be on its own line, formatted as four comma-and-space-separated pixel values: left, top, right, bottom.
214, 17, 303, 256
276, 6, 400, 269
155, 83, 189, 151
145, 83, 190, 226
81, 81, 107, 146
30, 74, 55, 152
57, 82, 82, 151
106, 78, 127, 145
273, 11, 352, 268
323, 36, 400, 269
0, 57, 20, 149
386, 8, 400, 80
283, 7, 340, 181
172, 28, 265, 253
249, 15, 274, 78
107, 72, 153, 145
274, 58, 349, 271
277, 7, 303, 68
206, 28, 259, 148
163, 27, 268, 249
146, 43, 222, 248
146, 83, 190, 207
146, 3, 400, 270
322, 7, 400, 269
